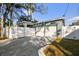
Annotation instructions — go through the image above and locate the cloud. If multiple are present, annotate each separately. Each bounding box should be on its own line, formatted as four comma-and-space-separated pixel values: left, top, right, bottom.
66, 16, 79, 25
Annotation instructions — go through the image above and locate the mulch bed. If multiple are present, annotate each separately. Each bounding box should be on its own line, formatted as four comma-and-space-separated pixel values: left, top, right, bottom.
0, 37, 8, 40
58, 39, 79, 56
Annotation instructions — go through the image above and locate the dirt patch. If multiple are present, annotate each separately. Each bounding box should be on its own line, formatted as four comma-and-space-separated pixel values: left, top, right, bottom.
0, 37, 8, 40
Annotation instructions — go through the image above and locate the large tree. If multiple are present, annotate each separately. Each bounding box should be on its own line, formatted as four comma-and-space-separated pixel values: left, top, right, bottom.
0, 3, 27, 38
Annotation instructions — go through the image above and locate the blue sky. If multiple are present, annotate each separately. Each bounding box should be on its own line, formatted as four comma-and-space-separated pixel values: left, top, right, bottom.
13, 3, 79, 25
32, 3, 79, 25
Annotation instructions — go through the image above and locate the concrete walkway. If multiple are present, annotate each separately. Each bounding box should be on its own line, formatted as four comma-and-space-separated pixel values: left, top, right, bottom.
0, 36, 45, 56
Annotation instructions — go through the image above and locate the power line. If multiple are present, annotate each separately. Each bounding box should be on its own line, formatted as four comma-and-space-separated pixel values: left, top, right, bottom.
76, 6, 79, 16
62, 3, 69, 17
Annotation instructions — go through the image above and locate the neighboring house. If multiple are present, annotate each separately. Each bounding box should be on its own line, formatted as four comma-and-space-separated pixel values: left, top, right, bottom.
72, 20, 79, 25
70, 18, 79, 26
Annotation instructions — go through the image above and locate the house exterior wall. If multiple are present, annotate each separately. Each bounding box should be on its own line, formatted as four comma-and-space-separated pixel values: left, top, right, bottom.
8, 26, 79, 40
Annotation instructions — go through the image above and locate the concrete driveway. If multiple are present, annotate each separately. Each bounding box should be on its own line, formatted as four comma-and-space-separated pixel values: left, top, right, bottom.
0, 36, 45, 56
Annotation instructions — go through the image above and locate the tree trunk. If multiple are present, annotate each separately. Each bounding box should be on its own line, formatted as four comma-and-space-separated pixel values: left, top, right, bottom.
3, 4, 9, 38
1, 3, 3, 38
5, 4, 10, 38
9, 4, 13, 38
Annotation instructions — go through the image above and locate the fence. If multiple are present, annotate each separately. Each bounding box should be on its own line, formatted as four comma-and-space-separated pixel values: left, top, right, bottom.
8, 26, 58, 39
5, 26, 79, 40
8, 27, 35, 39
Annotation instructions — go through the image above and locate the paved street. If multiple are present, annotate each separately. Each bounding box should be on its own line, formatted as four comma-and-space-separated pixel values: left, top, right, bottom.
0, 36, 46, 56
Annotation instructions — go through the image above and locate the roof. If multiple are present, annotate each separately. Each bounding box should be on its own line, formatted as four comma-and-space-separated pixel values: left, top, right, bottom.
33, 18, 65, 27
